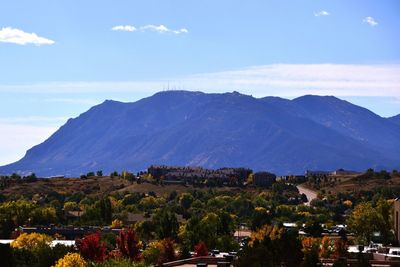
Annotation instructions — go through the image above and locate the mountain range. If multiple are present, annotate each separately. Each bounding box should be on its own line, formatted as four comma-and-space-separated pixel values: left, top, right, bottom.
1, 91, 399, 176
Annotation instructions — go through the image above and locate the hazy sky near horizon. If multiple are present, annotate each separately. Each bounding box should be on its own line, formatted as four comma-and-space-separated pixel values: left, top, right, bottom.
0, 0, 400, 165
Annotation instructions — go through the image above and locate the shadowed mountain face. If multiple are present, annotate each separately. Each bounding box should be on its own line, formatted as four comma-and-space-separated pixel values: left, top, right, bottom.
389, 114, 400, 126
1, 91, 399, 176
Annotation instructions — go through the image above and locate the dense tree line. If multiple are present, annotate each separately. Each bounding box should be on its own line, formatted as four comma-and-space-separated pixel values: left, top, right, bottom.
0, 170, 398, 266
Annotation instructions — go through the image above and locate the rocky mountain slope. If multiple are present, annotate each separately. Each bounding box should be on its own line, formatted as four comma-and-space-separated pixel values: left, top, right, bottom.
1, 91, 399, 176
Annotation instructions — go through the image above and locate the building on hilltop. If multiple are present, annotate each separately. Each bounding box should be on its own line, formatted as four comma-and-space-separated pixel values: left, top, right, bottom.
331, 168, 360, 176
252, 172, 276, 187
306, 169, 360, 178
147, 165, 253, 186
305, 170, 332, 178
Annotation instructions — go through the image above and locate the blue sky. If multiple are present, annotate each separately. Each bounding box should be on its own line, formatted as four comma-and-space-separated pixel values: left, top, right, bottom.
0, 0, 399, 165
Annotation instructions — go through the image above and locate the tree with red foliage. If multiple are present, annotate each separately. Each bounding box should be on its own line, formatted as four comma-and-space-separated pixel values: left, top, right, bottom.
76, 232, 107, 262
158, 238, 177, 265
194, 241, 208, 257
333, 238, 348, 259
116, 228, 142, 261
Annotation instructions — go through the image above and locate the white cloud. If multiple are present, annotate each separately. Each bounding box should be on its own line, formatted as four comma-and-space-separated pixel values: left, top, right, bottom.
1, 64, 400, 161
111, 25, 137, 32
0, 122, 57, 165
0, 27, 55, 46
112, 24, 188, 34
141, 24, 188, 34
181, 64, 400, 97
141, 24, 169, 33
314, 10, 330, 17
0, 64, 399, 98
363, 16, 378, 26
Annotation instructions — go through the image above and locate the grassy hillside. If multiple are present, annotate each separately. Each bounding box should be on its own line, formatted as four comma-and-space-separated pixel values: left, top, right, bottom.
304, 170, 400, 195
1, 176, 130, 198
0, 175, 249, 200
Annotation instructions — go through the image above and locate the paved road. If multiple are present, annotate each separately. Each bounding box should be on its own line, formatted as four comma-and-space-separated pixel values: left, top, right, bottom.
297, 184, 318, 205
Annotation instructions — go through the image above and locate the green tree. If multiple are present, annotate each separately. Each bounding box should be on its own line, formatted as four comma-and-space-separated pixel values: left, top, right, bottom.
179, 215, 202, 248
152, 210, 179, 240
63, 201, 79, 212
347, 202, 380, 244
134, 221, 155, 241
237, 225, 303, 267
179, 193, 194, 210
99, 197, 112, 224
0, 200, 36, 238
375, 198, 395, 244
139, 196, 159, 211
31, 207, 58, 225
251, 207, 271, 230
217, 211, 235, 235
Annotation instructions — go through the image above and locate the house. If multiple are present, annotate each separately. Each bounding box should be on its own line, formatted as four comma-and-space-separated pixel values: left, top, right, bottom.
305, 170, 331, 178
277, 175, 306, 183
65, 210, 84, 223
253, 172, 276, 187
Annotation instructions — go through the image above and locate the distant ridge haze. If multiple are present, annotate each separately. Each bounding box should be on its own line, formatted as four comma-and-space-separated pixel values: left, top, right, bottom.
0, 91, 399, 176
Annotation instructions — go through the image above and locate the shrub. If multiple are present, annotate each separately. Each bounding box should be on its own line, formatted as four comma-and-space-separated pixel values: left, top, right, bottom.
194, 241, 208, 257
111, 219, 123, 229
11, 233, 52, 250
116, 228, 142, 261
90, 258, 146, 267
158, 238, 177, 265
142, 241, 162, 266
179, 244, 191, 260
101, 232, 117, 251
54, 252, 86, 267
76, 232, 107, 262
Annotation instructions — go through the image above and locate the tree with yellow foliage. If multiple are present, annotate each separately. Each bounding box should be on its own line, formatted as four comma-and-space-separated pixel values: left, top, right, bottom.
63, 201, 79, 212
251, 206, 270, 230
54, 253, 86, 267
343, 200, 353, 208
111, 219, 123, 229
142, 240, 162, 266
11, 232, 52, 250
246, 173, 254, 184
10, 232, 71, 267
347, 202, 380, 244
237, 225, 303, 267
